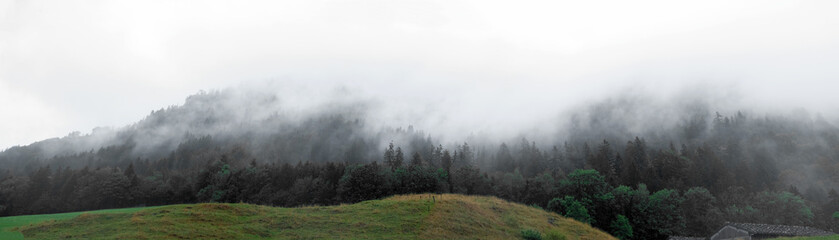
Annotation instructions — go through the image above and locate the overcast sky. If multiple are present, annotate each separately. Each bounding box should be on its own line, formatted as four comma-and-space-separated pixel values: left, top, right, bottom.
1, 0, 838, 149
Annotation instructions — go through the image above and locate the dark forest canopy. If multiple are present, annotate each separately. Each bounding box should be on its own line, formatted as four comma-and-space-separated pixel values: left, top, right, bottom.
1, 89, 838, 239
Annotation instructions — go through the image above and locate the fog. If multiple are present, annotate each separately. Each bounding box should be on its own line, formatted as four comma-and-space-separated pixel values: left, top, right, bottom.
1, 0, 839, 150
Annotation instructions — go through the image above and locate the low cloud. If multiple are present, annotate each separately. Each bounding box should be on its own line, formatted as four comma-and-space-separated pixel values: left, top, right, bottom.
1, 0, 838, 149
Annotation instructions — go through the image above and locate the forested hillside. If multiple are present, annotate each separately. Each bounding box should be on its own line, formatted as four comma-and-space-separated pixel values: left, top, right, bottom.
1, 88, 838, 239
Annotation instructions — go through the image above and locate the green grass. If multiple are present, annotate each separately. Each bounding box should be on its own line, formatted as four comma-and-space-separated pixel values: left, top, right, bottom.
770, 236, 839, 240
1, 194, 615, 239
0, 206, 159, 240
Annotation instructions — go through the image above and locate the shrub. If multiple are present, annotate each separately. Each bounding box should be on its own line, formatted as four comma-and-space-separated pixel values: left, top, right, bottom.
548, 196, 593, 224
520, 229, 542, 240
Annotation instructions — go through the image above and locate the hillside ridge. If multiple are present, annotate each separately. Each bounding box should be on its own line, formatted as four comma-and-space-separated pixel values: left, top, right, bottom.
7, 194, 614, 240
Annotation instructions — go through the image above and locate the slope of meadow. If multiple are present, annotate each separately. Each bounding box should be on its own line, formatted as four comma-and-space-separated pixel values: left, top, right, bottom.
3, 194, 614, 240
770, 236, 839, 240
0, 206, 160, 240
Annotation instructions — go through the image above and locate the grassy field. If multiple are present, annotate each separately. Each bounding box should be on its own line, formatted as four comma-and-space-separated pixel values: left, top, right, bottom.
770, 236, 839, 240
0, 206, 159, 240
1, 194, 615, 239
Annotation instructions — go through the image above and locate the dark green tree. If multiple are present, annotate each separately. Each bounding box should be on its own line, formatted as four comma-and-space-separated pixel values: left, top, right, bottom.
338, 163, 389, 203
548, 196, 593, 224
610, 214, 633, 240
681, 187, 723, 236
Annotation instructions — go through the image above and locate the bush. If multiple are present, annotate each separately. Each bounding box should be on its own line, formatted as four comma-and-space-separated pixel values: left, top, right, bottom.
520, 229, 542, 240
545, 229, 567, 240
609, 214, 633, 240
548, 196, 593, 224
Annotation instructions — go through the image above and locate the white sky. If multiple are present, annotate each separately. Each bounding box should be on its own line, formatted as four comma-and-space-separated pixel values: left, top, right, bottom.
1, 0, 838, 149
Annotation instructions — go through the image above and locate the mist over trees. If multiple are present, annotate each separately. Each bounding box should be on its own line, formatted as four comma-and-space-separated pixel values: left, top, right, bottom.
1, 88, 839, 239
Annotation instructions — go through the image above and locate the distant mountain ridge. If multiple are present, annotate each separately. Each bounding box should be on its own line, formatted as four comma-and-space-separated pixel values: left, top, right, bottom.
0, 88, 405, 175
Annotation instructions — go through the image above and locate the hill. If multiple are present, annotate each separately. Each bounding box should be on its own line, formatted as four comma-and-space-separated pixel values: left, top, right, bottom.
0, 206, 161, 239
4, 194, 615, 239
770, 236, 839, 240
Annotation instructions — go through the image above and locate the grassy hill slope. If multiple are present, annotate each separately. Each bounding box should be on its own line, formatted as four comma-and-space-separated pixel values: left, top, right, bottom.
0, 206, 161, 240
5, 194, 615, 239
770, 236, 839, 240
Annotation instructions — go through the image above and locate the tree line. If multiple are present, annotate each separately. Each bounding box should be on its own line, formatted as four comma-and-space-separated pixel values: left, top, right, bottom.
2, 136, 838, 239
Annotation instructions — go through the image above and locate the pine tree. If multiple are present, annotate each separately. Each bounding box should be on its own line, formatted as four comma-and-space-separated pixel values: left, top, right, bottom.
123, 163, 136, 179
594, 140, 617, 184
394, 147, 404, 169
550, 146, 561, 172
409, 152, 423, 169
613, 153, 623, 182
442, 150, 453, 175
442, 150, 453, 192
565, 141, 583, 169
495, 143, 515, 172
457, 142, 474, 167
430, 144, 443, 168
583, 142, 594, 170
620, 145, 641, 186
384, 143, 396, 171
